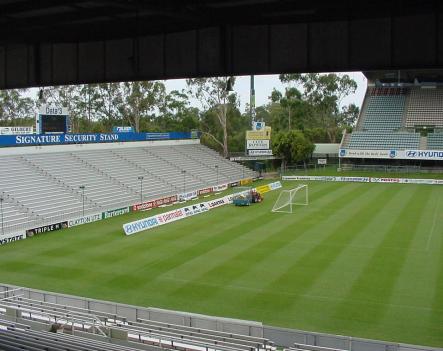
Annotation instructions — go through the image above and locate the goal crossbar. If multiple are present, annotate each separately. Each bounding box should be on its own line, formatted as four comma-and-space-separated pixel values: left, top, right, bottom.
272, 184, 308, 213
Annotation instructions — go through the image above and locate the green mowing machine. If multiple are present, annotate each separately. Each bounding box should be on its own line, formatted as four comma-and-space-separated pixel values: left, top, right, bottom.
233, 187, 263, 206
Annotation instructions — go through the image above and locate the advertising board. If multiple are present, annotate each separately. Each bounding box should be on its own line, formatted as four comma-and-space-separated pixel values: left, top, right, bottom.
26, 221, 68, 237
246, 139, 270, 149
0, 232, 26, 245
248, 149, 273, 156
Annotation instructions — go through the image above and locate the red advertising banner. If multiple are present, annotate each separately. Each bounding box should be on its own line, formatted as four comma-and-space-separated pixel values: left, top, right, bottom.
132, 195, 178, 211
198, 187, 213, 196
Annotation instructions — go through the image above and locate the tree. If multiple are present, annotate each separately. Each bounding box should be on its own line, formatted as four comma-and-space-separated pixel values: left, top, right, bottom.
120, 81, 166, 132
186, 77, 235, 157
279, 73, 357, 142
340, 103, 360, 128
272, 130, 314, 169
269, 87, 312, 131
0, 89, 34, 124
95, 83, 124, 130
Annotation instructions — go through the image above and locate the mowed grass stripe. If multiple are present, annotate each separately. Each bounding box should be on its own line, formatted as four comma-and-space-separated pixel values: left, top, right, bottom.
429, 223, 443, 344
228, 183, 394, 318
103, 182, 344, 291
162, 183, 370, 303
160, 182, 345, 284
302, 184, 418, 301
332, 186, 433, 332
283, 185, 424, 337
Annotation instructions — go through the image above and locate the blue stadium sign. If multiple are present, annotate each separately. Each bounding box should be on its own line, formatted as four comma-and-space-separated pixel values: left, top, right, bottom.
0, 131, 196, 147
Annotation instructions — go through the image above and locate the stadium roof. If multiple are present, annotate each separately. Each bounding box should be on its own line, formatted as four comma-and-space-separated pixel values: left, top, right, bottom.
0, 0, 442, 89
0, 0, 438, 44
365, 70, 443, 84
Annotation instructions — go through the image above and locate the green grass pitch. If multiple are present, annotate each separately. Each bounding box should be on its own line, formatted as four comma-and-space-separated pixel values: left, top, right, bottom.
0, 181, 442, 347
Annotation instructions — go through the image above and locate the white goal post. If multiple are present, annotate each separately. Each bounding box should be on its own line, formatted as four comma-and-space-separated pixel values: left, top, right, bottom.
271, 184, 308, 213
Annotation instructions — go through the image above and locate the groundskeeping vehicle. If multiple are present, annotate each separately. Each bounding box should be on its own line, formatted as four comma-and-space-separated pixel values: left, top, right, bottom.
233, 187, 263, 206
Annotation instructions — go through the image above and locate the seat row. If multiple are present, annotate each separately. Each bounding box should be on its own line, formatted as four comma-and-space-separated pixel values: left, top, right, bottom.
0, 295, 273, 351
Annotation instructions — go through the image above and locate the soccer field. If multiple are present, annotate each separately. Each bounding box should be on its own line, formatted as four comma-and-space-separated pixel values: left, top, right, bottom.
0, 181, 442, 347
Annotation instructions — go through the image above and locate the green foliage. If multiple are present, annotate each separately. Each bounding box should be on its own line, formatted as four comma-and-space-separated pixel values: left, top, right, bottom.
272, 130, 315, 164
277, 73, 358, 142
187, 77, 237, 157
0, 89, 34, 124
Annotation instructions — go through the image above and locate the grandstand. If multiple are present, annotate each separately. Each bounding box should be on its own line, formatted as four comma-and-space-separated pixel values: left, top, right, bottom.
0, 286, 276, 351
0, 140, 255, 234
341, 84, 443, 160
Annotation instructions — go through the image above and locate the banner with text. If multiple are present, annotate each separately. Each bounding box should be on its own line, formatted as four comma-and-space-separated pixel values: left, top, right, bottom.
213, 184, 228, 192
248, 149, 273, 156
123, 181, 283, 236
283, 175, 442, 185
68, 213, 102, 227
102, 207, 130, 219
198, 187, 213, 196
0, 131, 195, 147
246, 139, 270, 149
240, 178, 253, 185
0, 232, 26, 245
0, 126, 33, 135
340, 148, 443, 161
133, 195, 178, 212
26, 221, 68, 237
178, 191, 198, 201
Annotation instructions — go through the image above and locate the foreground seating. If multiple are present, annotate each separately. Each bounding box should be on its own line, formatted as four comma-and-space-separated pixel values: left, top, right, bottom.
0, 294, 273, 351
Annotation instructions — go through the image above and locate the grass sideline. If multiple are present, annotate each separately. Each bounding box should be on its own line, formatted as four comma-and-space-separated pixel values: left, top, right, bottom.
0, 180, 442, 347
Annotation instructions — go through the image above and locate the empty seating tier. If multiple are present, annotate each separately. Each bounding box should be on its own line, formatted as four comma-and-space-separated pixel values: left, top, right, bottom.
406, 88, 443, 127
427, 132, 443, 149
361, 95, 406, 131
348, 131, 420, 150
0, 143, 256, 234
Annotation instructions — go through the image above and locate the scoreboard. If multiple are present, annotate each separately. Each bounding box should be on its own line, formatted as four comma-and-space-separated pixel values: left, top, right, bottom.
36, 105, 71, 134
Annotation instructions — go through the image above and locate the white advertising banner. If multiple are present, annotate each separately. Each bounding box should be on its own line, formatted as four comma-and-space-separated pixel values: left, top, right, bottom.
282, 175, 370, 183
248, 149, 273, 156
268, 181, 283, 190
206, 195, 234, 209
213, 184, 228, 192
339, 149, 399, 159
246, 139, 270, 150
123, 181, 283, 236
68, 213, 102, 227
403, 150, 443, 161
0, 232, 26, 246
340, 148, 443, 161
178, 190, 198, 201
0, 126, 33, 135
283, 175, 442, 185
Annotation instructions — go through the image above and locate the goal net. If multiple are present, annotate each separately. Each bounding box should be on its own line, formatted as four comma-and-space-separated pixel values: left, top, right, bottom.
271, 184, 308, 213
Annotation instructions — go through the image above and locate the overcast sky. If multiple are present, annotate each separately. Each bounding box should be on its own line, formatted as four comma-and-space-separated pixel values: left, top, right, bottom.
164, 72, 368, 113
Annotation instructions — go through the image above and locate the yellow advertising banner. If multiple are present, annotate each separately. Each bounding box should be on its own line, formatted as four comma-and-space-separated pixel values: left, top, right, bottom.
240, 178, 253, 185
255, 184, 271, 194
246, 126, 271, 140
